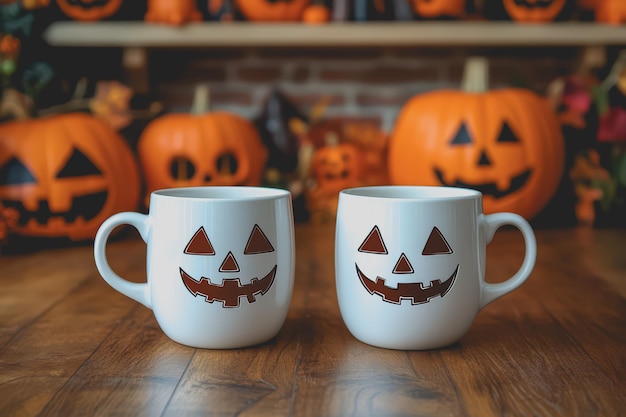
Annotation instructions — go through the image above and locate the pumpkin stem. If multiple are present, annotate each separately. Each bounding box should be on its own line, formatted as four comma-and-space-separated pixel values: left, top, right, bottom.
191, 84, 210, 115
461, 57, 489, 93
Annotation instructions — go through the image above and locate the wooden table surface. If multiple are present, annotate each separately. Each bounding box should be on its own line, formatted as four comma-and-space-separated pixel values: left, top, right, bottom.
1, 223, 625, 417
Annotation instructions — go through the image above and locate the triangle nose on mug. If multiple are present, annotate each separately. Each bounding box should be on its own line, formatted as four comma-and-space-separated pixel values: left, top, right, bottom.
219, 251, 240, 272
393, 253, 414, 274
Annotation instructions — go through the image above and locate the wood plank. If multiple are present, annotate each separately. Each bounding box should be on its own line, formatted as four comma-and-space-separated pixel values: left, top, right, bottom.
36, 307, 194, 417
43, 22, 626, 48
0, 223, 624, 417
0, 237, 147, 417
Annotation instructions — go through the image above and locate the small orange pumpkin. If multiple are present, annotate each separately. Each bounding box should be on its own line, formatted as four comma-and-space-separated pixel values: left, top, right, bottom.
410, 0, 465, 18
594, 0, 626, 24
144, 0, 203, 25
388, 57, 565, 220
137, 86, 268, 199
302, 4, 330, 23
310, 140, 362, 193
235, 0, 312, 21
306, 135, 363, 222
500, 0, 569, 22
56, 0, 123, 21
0, 113, 141, 240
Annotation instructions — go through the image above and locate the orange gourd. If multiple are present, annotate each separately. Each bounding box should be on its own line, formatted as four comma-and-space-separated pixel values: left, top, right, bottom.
410, 0, 465, 18
235, 0, 311, 21
311, 140, 362, 193
144, 0, 203, 25
137, 86, 268, 199
56, 0, 123, 21
0, 113, 141, 240
388, 57, 565, 220
302, 4, 330, 23
306, 135, 363, 222
501, 0, 568, 22
594, 0, 626, 25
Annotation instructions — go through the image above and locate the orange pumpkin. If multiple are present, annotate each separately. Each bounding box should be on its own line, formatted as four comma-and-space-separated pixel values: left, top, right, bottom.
410, 0, 465, 18
594, 0, 626, 24
235, 0, 311, 21
56, 0, 123, 21
388, 57, 565, 220
144, 0, 203, 25
501, 0, 568, 22
302, 4, 330, 23
0, 113, 141, 240
138, 88, 268, 198
306, 137, 363, 223
310, 141, 362, 193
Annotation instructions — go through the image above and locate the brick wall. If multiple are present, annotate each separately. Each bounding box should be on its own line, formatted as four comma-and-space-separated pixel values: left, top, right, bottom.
149, 46, 580, 132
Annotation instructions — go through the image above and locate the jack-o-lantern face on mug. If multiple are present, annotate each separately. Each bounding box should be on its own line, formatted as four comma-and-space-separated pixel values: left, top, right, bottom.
179, 224, 277, 308
0, 114, 140, 241
355, 225, 458, 305
388, 88, 564, 220
503, 0, 567, 22
138, 112, 268, 198
56, 0, 123, 21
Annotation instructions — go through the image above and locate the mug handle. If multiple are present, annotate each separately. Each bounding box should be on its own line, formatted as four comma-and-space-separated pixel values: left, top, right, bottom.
94, 212, 152, 309
479, 212, 537, 309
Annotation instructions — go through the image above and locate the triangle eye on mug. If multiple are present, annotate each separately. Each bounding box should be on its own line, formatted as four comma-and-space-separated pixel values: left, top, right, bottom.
336, 185, 536, 350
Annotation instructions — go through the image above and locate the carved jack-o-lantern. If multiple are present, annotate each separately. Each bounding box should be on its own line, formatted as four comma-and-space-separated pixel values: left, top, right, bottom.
356, 225, 457, 305
235, 0, 312, 21
501, 0, 568, 22
410, 0, 465, 18
138, 111, 268, 198
0, 113, 141, 241
144, 0, 202, 25
388, 58, 564, 220
56, 0, 123, 21
311, 142, 362, 194
180, 224, 277, 308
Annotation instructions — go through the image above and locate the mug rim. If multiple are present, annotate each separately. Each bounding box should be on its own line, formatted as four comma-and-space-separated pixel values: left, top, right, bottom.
340, 185, 481, 200
151, 186, 291, 201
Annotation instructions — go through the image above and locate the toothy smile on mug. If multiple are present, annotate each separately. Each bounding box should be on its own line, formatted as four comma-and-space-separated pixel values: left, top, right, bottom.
335, 185, 536, 350
94, 186, 295, 349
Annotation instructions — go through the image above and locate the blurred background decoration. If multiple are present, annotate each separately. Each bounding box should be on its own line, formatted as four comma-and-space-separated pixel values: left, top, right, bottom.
388, 56, 565, 221
1, 0, 625, 253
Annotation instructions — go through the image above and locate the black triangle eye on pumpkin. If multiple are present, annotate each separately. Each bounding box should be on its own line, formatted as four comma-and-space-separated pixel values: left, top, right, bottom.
422, 227, 453, 255
496, 122, 520, 143
358, 226, 388, 254
245, 224, 274, 254
56, 148, 102, 178
449, 123, 473, 146
0, 157, 37, 185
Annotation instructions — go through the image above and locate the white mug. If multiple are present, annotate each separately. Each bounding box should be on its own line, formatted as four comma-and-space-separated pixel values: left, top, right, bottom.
335, 186, 536, 350
94, 186, 295, 349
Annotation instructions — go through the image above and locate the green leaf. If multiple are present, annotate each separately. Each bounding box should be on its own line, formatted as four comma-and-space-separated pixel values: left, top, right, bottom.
613, 148, 626, 186
591, 85, 610, 116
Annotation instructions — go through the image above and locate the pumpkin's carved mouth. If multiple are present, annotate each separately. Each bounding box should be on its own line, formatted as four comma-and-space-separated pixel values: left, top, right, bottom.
65, 0, 112, 8
180, 265, 277, 308
512, 0, 556, 7
434, 168, 531, 198
356, 263, 458, 305
2, 190, 108, 226
324, 170, 349, 181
